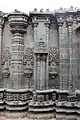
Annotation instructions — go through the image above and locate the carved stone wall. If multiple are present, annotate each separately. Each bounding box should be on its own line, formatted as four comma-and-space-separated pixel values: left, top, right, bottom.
0, 7, 80, 119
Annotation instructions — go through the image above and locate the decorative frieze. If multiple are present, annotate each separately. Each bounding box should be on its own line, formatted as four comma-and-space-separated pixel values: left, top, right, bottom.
5, 92, 29, 101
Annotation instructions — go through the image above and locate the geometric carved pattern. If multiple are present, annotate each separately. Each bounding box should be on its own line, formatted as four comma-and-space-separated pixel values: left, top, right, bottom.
5, 92, 29, 101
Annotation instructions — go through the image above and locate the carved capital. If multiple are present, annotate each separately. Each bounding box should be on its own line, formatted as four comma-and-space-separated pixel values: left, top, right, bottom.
36, 54, 41, 61
57, 16, 64, 26
32, 17, 39, 27
67, 15, 73, 26
8, 10, 28, 33
44, 17, 50, 28
41, 54, 47, 61
36, 54, 47, 61
76, 15, 80, 22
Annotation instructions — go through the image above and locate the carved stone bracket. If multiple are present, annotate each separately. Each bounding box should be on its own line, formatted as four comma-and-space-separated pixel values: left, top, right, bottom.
44, 17, 50, 28
32, 17, 39, 27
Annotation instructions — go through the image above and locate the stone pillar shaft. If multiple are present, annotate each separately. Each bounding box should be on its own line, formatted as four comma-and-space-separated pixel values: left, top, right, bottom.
67, 23, 73, 90
8, 13, 28, 89
45, 21, 50, 89
32, 18, 38, 89
10, 33, 24, 89
58, 23, 63, 90
34, 27, 37, 89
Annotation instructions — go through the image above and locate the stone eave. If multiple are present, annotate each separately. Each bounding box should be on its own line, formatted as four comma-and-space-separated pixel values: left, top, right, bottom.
7, 9, 28, 18
29, 11, 54, 18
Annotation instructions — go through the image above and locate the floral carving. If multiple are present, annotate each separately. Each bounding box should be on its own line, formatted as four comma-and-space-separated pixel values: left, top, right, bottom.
23, 47, 34, 66
49, 47, 59, 65
49, 47, 59, 79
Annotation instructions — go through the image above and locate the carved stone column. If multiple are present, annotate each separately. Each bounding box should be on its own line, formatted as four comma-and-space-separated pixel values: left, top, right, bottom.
4, 11, 31, 117
57, 17, 64, 90
8, 10, 28, 89
67, 16, 73, 91
44, 17, 50, 89
32, 17, 38, 89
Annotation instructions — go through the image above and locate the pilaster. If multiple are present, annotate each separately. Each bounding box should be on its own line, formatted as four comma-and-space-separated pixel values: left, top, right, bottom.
44, 17, 50, 89
32, 17, 39, 89
57, 16, 64, 90
67, 16, 73, 91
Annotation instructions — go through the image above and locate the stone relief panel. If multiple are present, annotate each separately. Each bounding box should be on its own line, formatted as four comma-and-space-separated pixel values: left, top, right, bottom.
1, 47, 11, 88
49, 47, 59, 89
23, 47, 34, 66
23, 47, 34, 88
49, 47, 59, 65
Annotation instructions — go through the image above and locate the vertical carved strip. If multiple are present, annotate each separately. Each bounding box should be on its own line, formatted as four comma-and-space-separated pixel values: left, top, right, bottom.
40, 58, 43, 89
36, 55, 40, 89
42, 58, 45, 89
57, 18, 64, 90
45, 18, 50, 89
32, 17, 38, 89
67, 18, 73, 90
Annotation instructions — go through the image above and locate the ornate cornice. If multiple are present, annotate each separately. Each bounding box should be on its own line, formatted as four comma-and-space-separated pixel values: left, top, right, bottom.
1, 7, 80, 27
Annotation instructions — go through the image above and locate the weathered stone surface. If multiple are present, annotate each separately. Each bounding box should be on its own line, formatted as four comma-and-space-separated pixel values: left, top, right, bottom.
0, 7, 80, 119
